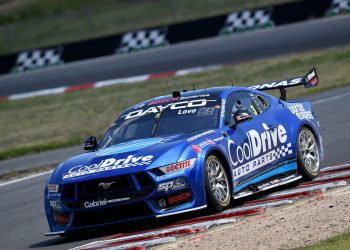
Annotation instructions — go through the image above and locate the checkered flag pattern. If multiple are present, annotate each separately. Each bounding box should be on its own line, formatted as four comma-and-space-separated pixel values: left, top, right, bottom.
220, 8, 273, 34
13, 47, 63, 73
117, 27, 168, 54
275, 143, 293, 159
327, 0, 350, 15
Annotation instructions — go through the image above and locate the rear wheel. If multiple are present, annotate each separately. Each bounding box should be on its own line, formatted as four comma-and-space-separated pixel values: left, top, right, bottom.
204, 155, 231, 211
297, 127, 320, 180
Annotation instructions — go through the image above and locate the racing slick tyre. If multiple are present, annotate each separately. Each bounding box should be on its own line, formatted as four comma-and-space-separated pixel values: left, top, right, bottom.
204, 155, 231, 211
297, 127, 320, 180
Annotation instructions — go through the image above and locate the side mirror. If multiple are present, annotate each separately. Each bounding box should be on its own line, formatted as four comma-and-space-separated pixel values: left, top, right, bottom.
83, 136, 98, 151
233, 109, 253, 124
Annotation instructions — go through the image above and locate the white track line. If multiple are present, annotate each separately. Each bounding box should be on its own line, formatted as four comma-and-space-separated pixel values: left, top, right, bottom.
0, 170, 52, 188
311, 92, 350, 105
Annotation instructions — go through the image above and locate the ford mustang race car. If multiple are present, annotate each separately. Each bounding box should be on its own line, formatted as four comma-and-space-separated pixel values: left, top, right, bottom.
45, 68, 323, 236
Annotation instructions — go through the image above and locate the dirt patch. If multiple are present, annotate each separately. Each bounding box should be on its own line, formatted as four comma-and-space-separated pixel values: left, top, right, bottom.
157, 187, 350, 250
0, 164, 54, 183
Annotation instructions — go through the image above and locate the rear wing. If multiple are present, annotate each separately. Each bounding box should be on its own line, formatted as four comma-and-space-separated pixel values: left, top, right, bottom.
249, 68, 319, 100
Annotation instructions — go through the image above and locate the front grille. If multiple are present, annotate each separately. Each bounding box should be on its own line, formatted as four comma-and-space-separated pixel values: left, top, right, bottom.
61, 183, 75, 200
79, 175, 135, 199
60, 172, 156, 208
72, 201, 153, 227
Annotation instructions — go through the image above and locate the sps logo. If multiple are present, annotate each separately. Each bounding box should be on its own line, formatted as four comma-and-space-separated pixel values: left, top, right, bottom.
157, 177, 187, 192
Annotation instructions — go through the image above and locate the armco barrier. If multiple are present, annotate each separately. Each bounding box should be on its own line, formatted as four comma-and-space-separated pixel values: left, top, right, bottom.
0, 0, 348, 75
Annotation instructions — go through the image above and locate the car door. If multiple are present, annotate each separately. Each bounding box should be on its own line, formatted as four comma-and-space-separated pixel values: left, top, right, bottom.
223, 91, 280, 192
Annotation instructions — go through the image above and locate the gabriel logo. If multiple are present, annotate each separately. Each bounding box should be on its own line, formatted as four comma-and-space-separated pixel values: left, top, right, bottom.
98, 182, 115, 189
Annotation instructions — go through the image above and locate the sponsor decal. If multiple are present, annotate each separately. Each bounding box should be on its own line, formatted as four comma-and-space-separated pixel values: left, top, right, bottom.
84, 197, 130, 208
148, 97, 179, 106
180, 94, 210, 100
192, 145, 202, 154
196, 139, 216, 150
49, 200, 63, 211
249, 78, 302, 90
159, 159, 196, 174
157, 177, 187, 192
178, 109, 197, 115
107, 197, 130, 203
213, 136, 224, 142
220, 99, 226, 118
288, 104, 314, 120
258, 175, 296, 189
197, 107, 215, 116
158, 199, 167, 208
156, 170, 186, 181
63, 155, 154, 179
306, 70, 315, 81
187, 130, 215, 142
47, 184, 59, 193
84, 199, 107, 208
124, 99, 215, 120
98, 182, 115, 189
168, 191, 192, 205
228, 123, 293, 179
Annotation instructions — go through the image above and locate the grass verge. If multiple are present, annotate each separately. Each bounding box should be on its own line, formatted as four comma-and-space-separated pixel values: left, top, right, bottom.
294, 230, 350, 250
0, 46, 349, 160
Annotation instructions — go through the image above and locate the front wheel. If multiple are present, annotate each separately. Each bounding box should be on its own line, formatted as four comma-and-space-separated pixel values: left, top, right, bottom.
297, 127, 320, 180
204, 155, 231, 211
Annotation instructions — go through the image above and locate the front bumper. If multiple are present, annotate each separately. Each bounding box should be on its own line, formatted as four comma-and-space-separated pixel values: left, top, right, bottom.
45, 161, 207, 234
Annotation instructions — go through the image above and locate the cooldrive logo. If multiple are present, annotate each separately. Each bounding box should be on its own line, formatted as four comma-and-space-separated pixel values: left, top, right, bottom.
228, 123, 292, 179
63, 155, 154, 179
124, 99, 215, 120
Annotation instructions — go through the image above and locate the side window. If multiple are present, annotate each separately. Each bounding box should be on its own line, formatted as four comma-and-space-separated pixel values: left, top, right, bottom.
251, 94, 270, 114
225, 91, 257, 125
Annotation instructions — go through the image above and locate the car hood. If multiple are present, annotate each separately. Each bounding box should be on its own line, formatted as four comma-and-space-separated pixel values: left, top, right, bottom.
51, 130, 216, 184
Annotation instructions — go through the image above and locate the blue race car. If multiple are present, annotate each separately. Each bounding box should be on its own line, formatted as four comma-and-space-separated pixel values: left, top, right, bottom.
45, 68, 323, 236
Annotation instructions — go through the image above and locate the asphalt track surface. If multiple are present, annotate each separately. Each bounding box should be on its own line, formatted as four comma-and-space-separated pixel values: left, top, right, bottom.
1, 15, 350, 96
0, 87, 349, 250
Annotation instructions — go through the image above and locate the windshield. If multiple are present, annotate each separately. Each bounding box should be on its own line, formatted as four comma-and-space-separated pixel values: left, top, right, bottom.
99, 97, 221, 148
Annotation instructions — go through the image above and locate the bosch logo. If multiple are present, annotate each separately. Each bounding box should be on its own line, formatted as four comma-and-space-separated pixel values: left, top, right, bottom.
168, 191, 191, 205
98, 182, 115, 189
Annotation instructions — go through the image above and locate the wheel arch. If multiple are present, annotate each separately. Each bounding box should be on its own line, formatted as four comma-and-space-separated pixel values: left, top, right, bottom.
297, 121, 323, 158
205, 148, 233, 190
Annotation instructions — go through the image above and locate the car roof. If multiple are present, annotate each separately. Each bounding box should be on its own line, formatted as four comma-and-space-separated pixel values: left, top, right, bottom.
127, 86, 255, 110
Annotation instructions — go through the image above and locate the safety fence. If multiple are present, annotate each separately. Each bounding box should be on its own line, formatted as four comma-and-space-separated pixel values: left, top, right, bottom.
0, 0, 348, 75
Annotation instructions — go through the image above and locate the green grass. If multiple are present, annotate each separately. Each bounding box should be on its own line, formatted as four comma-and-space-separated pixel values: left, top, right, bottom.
0, 46, 349, 160
0, 0, 296, 55
294, 230, 350, 250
